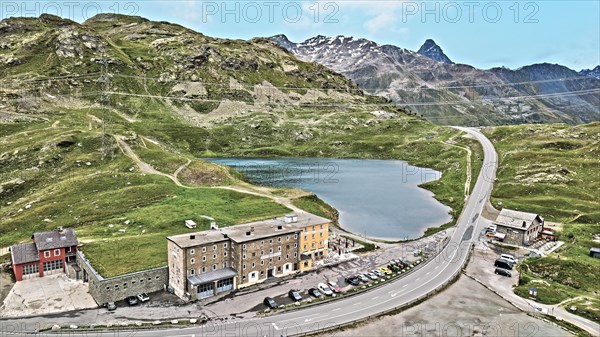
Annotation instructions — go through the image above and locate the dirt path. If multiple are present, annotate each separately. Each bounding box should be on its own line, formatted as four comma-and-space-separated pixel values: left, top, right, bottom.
114, 135, 308, 213
114, 135, 185, 187
443, 136, 473, 197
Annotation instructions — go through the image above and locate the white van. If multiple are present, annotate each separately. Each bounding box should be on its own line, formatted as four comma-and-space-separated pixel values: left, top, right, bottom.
500, 254, 518, 264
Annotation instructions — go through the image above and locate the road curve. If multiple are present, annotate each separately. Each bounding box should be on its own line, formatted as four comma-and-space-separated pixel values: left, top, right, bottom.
50, 127, 498, 337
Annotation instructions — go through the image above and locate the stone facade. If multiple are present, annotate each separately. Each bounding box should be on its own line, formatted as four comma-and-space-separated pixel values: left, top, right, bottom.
76, 251, 168, 305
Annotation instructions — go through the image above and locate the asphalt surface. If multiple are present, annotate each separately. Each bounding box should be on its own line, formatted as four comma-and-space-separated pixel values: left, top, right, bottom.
15, 127, 499, 337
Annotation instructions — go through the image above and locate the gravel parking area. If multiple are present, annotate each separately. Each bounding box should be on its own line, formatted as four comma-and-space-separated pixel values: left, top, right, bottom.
0, 274, 97, 317
312, 275, 571, 337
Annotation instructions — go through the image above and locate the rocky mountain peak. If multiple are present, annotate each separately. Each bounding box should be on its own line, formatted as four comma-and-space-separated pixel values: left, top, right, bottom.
417, 39, 453, 64
580, 65, 600, 79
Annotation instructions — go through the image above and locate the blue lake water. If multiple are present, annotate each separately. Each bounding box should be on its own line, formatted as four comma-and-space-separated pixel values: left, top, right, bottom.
207, 158, 452, 240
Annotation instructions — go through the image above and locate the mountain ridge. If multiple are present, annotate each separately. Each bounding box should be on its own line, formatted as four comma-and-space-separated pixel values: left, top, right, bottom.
269, 34, 600, 126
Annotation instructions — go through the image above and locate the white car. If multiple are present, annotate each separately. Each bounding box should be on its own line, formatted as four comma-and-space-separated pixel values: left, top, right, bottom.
317, 283, 333, 296
500, 254, 518, 264
137, 293, 150, 302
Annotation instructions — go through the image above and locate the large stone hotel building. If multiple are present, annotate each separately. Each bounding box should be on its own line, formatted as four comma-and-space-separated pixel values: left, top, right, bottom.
167, 213, 330, 301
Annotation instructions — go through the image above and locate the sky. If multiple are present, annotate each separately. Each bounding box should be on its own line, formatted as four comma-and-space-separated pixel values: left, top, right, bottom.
1, 0, 599, 70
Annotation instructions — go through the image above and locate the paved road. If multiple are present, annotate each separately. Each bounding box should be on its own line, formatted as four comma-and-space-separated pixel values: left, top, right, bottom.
12, 128, 499, 336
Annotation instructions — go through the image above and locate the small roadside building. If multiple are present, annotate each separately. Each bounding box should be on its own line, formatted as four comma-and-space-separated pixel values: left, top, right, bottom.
10, 228, 79, 281
493, 209, 544, 246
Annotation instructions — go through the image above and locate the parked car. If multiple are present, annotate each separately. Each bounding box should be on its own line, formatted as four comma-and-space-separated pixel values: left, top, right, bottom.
308, 288, 322, 298
494, 258, 514, 270
263, 297, 278, 309
366, 272, 378, 280
137, 293, 150, 303
494, 268, 512, 277
388, 264, 400, 272
345, 276, 360, 286
288, 289, 302, 302
485, 231, 497, 237
126, 296, 138, 306
327, 281, 341, 293
378, 267, 393, 275
358, 274, 370, 283
372, 269, 385, 277
106, 302, 117, 311
500, 254, 518, 264
318, 283, 333, 296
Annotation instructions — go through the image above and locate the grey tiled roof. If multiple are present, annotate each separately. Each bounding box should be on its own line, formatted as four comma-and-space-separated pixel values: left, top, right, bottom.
11, 243, 40, 265
33, 228, 78, 251
187, 267, 237, 286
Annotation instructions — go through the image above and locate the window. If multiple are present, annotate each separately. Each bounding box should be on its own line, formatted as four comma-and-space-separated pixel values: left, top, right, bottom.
269, 248, 273, 253
140, 279, 144, 283
294, 234, 298, 239
123, 283, 128, 288
260, 260, 264, 266
269, 258, 273, 263
190, 249, 195, 255
223, 251, 227, 257
190, 269, 195, 275
278, 247, 281, 252
243, 244, 246, 250
223, 262, 228, 268
44, 251, 50, 258
286, 254, 289, 260
294, 243, 297, 248
202, 256, 206, 262
252, 262, 255, 268
304, 235, 308, 241
243, 264, 246, 270
213, 254, 217, 260
320, 232, 323, 237
54, 249, 60, 256
261, 240, 264, 245
156, 276, 159, 279
286, 235, 290, 241
202, 247, 206, 253
22, 264, 38, 275
213, 245, 217, 251
294, 252, 297, 257
312, 226, 315, 231
243, 254, 246, 260
320, 224, 323, 229
190, 258, 195, 264
252, 252, 256, 257
278, 238, 281, 242
223, 242, 228, 248
312, 234, 315, 239
311, 243, 315, 248
260, 250, 264, 255
303, 244, 307, 250
43, 260, 62, 272
212, 264, 217, 270
66, 246, 72, 253
278, 256, 281, 261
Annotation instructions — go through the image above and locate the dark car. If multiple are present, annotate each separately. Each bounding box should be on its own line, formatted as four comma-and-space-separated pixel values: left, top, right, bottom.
494, 258, 513, 270
126, 296, 138, 306
388, 264, 400, 272
308, 288, 322, 298
263, 297, 278, 309
345, 276, 360, 286
288, 289, 302, 302
494, 268, 512, 277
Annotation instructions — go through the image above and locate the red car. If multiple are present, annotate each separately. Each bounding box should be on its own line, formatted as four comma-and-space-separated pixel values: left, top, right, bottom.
327, 281, 341, 293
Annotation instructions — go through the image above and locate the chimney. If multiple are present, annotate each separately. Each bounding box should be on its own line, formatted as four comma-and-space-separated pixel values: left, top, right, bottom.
223, 233, 229, 239
277, 225, 283, 230
190, 234, 196, 240
251, 226, 255, 232
246, 231, 251, 236
522, 221, 527, 228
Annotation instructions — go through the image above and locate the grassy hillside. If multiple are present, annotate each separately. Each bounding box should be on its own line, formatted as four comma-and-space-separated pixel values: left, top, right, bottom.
485, 123, 600, 323
0, 14, 481, 276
